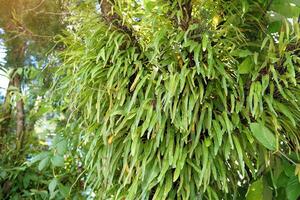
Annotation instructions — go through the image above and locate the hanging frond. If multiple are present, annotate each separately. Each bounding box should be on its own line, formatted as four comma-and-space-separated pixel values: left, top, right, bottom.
55, 0, 300, 199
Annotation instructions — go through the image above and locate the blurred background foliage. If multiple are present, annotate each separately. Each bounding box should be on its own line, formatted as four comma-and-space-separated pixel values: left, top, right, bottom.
0, 0, 85, 199
0, 0, 300, 199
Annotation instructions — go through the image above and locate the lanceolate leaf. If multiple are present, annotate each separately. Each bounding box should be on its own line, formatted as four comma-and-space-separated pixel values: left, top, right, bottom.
246, 179, 264, 200
49, 179, 57, 199
51, 155, 64, 167
238, 57, 254, 74
286, 176, 300, 200
53, 0, 300, 199
249, 123, 276, 150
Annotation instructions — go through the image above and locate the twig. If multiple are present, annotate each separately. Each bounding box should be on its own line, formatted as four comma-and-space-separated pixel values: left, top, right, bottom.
3, 32, 24, 42
25, 0, 46, 12
35, 11, 68, 16
279, 151, 297, 165
9, 16, 53, 39
266, 0, 274, 11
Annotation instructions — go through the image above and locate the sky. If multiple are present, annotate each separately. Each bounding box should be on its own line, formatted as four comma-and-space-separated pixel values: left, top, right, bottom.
0, 27, 9, 96
0, 68, 8, 90
0, 41, 9, 96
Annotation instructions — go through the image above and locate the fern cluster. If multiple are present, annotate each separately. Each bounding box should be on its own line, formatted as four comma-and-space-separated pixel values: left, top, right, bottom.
56, 0, 300, 199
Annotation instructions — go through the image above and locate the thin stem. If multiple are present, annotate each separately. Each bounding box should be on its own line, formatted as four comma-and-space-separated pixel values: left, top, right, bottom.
25, 0, 46, 12
279, 151, 297, 165
266, 0, 274, 11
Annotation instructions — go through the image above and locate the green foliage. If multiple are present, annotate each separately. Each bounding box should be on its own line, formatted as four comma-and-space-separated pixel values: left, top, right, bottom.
246, 178, 264, 200
0, 0, 64, 69
249, 123, 276, 150
54, 0, 300, 199
0, 1, 84, 199
1, 0, 300, 199
0, 134, 84, 199
270, 0, 300, 18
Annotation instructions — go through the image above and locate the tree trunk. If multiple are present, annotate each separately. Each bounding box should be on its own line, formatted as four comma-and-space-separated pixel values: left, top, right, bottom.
0, 79, 13, 135
13, 73, 25, 150
0, 40, 26, 151
0, 71, 25, 151
0, 78, 13, 152
0, 0, 26, 152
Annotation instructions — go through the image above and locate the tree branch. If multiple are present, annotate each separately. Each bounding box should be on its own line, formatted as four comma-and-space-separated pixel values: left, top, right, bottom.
25, 0, 46, 12
99, 0, 134, 39
180, 0, 192, 31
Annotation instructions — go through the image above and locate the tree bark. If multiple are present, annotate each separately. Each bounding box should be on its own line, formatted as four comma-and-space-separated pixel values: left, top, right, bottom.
13, 73, 25, 150
0, 36, 26, 151
98, 0, 138, 44
0, 0, 26, 152
99, 0, 130, 32
0, 71, 25, 151
0, 79, 13, 135
180, 0, 192, 31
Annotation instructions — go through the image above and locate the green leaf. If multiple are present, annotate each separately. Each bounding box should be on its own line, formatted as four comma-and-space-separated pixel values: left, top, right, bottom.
261, 37, 269, 50
49, 179, 57, 199
58, 184, 70, 198
51, 155, 64, 167
56, 140, 67, 155
233, 135, 245, 176
202, 33, 209, 52
238, 57, 254, 74
242, 0, 249, 13
163, 171, 172, 198
49, 178, 57, 193
231, 49, 252, 58
271, 0, 300, 18
246, 179, 264, 200
283, 160, 295, 177
268, 21, 282, 33
276, 172, 290, 187
286, 176, 300, 200
275, 102, 296, 127
31, 152, 50, 164
38, 157, 49, 171
249, 123, 276, 150
0, 171, 7, 179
